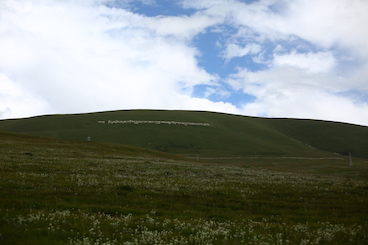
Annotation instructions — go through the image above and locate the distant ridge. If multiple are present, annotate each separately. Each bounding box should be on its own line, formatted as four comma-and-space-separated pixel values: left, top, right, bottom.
0, 110, 367, 158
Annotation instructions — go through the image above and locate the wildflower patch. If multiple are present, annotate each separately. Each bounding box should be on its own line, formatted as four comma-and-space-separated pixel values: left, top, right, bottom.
1, 132, 368, 244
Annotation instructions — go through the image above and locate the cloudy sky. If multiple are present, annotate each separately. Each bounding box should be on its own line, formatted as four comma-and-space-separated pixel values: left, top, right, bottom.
1, 0, 367, 126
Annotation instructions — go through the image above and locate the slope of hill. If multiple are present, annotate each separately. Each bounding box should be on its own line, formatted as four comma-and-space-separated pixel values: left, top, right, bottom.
0, 110, 367, 159
262, 118, 368, 158
1, 131, 367, 244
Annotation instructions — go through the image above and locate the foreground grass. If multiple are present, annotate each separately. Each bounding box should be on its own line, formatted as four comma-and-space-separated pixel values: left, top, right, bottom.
1, 133, 367, 244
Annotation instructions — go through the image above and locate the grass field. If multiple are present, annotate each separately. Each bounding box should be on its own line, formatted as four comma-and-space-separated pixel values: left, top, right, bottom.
1, 132, 367, 244
0, 110, 367, 159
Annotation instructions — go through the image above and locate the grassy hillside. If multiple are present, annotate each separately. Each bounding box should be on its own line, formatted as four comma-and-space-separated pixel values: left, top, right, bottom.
0, 110, 367, 159
1, 132, 367, 244
262, 118, 368, 158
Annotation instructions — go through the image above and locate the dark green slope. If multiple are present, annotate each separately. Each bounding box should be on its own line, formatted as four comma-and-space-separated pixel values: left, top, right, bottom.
262, 118, 368, 158
0, 110, 366, 158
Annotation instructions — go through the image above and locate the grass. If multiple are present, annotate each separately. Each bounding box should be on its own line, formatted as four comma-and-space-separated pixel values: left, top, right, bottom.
207, 157, 368, 180
262, 118, 368, 158
0, 110, 367, 159
1, 132, 368, 244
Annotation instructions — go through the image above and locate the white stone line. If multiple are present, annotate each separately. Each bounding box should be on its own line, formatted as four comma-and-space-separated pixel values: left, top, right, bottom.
97, 120, 211, 126
187, 156, 344, 160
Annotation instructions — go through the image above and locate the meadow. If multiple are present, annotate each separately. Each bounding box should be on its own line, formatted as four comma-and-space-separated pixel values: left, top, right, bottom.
1, 132, 367, 244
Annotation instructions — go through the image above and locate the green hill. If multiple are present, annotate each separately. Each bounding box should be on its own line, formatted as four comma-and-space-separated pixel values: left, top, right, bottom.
0, 110, 367, 159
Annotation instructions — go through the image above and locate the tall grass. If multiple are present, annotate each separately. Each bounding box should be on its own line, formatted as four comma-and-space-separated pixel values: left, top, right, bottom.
1, 133, 367, 244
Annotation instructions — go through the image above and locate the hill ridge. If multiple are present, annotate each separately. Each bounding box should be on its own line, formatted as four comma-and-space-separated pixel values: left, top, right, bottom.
0, 109, 367, 158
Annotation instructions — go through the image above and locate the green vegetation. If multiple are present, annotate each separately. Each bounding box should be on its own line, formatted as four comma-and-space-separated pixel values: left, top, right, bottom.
0, 110, 367, 159
262, 118, 368, 158
1, 132, 368, 244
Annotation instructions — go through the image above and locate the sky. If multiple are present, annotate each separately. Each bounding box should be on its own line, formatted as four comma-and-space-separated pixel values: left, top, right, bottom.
1, 0, 367, 126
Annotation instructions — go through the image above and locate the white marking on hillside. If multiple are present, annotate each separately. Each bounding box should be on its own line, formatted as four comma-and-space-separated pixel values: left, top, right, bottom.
188, 156, 344, 160
97, 120, 210, 126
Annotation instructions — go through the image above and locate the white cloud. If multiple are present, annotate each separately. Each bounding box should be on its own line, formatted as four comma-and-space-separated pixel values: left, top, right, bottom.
222, 43, 262, 61
0, 0, 229, 119
273, 51, 336, 74
191, 0, 368, 125
226, 64, 368, 125
146, 12, 223, 40
240, 88, 368, 126
171, 94, 240, 114
192, 0, 368, 62
0, 0, 367, 126
201, 87, 231, 100
283, 0, 368, 58
220, 0, 368, 59
0, 74, 52, 118
180, 0, 235, 10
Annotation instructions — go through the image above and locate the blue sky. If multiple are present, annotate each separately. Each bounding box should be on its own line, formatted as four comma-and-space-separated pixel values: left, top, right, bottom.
0, 0, 367, 125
